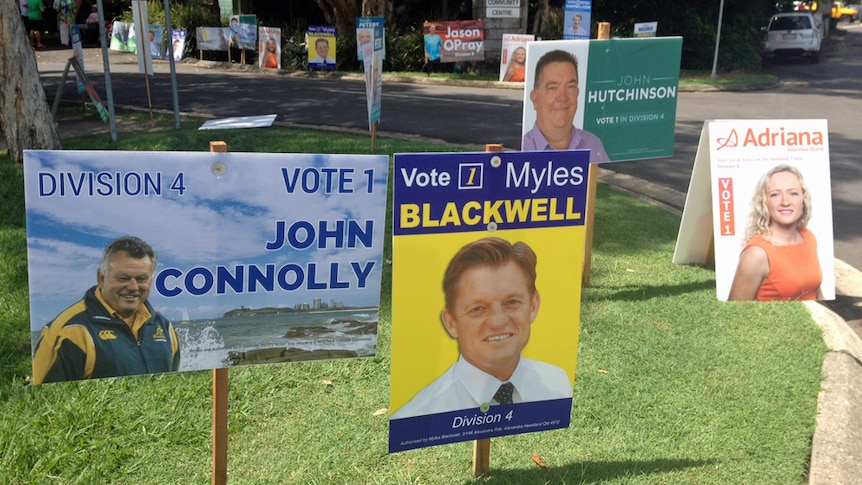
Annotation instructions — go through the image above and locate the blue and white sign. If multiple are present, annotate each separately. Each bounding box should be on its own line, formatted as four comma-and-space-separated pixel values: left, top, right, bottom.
24, 151, 389, 373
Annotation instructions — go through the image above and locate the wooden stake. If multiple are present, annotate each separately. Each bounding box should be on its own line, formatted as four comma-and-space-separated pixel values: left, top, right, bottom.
472, 438, 491, 478
144, 73, 155, 127
212, 368, 228, 485
598, 21, 611, 40
371, 121, 378, 152
582, 22, 611, 287
209, 141, 229, 485
471, 142, 504, 478
582, 165, 598, 287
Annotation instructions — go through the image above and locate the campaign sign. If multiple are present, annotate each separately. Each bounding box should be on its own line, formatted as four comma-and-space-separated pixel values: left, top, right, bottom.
258, 26, 281, 69
634, 21, 658, 37
522, 38, 682, 162
110, 21, 133, 52
131, 0, 151, 74
356, 17, 385, 62
24, 151, 389, 382
357, 18, 384, 129
674, 120, 835, 301
229, 14, 257, 50
499, 33, 534, 82
196, 27, 230, 52
389, 150, 589, 452
148, 24, 165, 59
308, 26, 337, 69
424, 20, 485, 63
563, 0, 592, 40
170, 29, 187, 62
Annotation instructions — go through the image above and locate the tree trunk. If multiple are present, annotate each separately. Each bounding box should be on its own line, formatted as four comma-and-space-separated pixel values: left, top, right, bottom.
361, 0, 392, 26
532, 0, 549, 36
361, 0, 388, 18
312, 0, 362, 39
0, 2, 62, 163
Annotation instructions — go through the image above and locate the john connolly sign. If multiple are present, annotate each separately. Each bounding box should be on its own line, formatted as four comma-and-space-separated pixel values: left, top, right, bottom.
24, 150, 389, 383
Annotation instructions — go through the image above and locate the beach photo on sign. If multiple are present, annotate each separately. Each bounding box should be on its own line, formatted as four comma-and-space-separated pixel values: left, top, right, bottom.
23, 151, 389, 383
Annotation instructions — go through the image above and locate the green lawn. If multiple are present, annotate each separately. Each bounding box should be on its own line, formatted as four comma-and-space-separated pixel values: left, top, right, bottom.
0, 114, 824, 484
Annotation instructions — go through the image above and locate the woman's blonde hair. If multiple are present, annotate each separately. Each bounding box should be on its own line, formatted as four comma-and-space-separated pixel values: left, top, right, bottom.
744, 164, 811, 241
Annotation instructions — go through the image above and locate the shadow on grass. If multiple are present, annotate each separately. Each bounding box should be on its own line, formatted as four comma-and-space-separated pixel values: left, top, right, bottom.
0, 159, 25, 229
0, 159, 32, 383
587, 280, 716, 302
484, 457, 718, 483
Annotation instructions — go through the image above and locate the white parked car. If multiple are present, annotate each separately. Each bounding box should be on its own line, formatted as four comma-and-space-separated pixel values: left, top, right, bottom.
761, 12, 822, 64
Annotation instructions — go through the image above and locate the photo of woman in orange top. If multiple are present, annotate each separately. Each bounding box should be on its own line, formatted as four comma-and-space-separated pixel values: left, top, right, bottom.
503, 46, 527, 82
262, 37, 279, 69
728, 164, 823, 301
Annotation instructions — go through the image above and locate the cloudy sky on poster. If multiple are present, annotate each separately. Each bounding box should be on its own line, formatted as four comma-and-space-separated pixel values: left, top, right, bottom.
24, 151, 388, 330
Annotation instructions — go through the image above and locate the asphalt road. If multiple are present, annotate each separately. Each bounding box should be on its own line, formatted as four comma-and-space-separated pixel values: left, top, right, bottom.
36, 23, 862, 274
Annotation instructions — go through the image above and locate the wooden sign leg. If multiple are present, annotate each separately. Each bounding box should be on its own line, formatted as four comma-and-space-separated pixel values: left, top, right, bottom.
582, 165, 598, 287
582, 23, 612, 288
212, 368, 228, 485
472, 438, 491, 478
209, 141, 229, 485
471, 142, 505, 478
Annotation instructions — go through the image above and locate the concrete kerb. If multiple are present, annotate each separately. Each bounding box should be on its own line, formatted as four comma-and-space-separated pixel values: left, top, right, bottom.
183, 58, 530, 89
183, 58, 783, 92
806, 260, 862, 484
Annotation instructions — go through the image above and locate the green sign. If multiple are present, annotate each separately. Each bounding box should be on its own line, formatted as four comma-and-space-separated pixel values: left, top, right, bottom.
583, 37, 683, 161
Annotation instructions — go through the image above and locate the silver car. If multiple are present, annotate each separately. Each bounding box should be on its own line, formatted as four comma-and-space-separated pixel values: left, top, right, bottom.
761, 12, 823, 64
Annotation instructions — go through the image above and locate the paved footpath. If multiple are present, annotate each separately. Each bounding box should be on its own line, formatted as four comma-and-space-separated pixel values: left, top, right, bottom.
31, 43, 862, 485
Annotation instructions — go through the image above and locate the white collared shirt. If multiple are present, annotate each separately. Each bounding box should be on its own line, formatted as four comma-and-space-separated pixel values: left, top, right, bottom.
391, 355, 572, 419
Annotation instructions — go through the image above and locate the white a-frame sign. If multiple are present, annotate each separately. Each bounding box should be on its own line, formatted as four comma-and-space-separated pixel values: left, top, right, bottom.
674, 120, 835, 302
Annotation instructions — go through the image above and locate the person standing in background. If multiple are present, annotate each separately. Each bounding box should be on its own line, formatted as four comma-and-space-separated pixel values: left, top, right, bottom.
54, 0, 77, 47
27, 0, 46, 49
423, 22, 443, 75
20, 0, 30, 31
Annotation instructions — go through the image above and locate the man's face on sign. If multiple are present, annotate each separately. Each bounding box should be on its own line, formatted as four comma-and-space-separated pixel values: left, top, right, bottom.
441, 261, 540, 381
530, 60, 580, 132
97, 251, 155, 319
316, 39, 329, 58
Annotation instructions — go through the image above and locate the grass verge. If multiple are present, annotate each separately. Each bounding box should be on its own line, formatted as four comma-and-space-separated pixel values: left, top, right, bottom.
0, 113, 824, 484
347, 69, 777, 87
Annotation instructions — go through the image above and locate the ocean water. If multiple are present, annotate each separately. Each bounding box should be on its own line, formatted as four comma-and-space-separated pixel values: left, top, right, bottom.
175, 308, 379, 371
30, 308, 379, 373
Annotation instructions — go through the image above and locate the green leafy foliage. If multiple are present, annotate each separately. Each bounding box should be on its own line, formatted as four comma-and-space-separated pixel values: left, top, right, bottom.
98, 0, 784, 73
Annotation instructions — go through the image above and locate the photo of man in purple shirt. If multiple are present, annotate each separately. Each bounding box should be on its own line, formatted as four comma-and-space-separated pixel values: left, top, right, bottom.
522, 49, 609, 163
